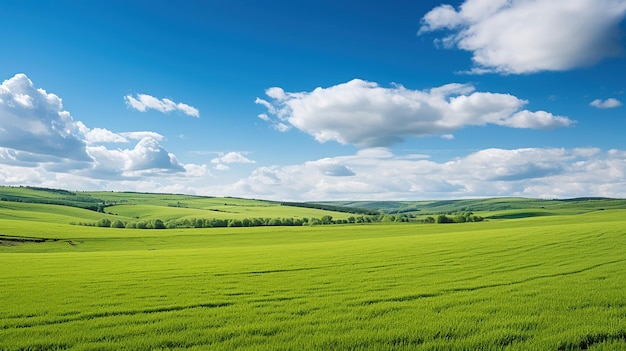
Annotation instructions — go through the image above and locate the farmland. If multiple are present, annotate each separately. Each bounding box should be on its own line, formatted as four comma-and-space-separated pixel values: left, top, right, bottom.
1, 187, 626, 350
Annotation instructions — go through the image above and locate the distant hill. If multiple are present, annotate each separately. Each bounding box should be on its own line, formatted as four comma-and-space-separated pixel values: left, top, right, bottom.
312, 197, 626, 217
1, 186, 624, 225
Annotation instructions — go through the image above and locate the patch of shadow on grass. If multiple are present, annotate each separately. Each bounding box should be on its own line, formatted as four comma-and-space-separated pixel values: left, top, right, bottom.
252, 296, 297, 303
359, 259, 625, 306
495, 333, 528, 347
214, 266, 326, 276
448, 259, 625, 294
558, 331, 626, 350
361, 293, 438, 305
5, 302, 232, 329
486, 211, 552, 219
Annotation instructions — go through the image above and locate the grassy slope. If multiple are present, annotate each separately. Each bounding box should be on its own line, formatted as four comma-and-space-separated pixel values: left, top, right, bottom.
1, 210, 626, 349
0, 187, 355, 225
322, 197, 626, 215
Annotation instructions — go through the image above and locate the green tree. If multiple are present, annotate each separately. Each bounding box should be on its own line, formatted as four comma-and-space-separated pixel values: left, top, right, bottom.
153, 219, 165, 229
110, 219, 125, 228
437, 214, 453, 224
268, 218, 282, 226
321, 215, 333, 224
228, 219, 243, 227
96, 218, 111, 227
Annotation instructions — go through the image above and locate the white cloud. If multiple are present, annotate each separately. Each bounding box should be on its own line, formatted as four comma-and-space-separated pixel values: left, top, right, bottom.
211, 151, 255, 170
0, 73, 200, 182
590, 98, 623, 108
211, 147, 625, 201
419, 0, 626, 74
124, 93, 200, 117
256, 79, 573, 147
83, 126, 128, 143
0, 73, 90, 161
85, 136, 185, 178
120, 131, 165, 141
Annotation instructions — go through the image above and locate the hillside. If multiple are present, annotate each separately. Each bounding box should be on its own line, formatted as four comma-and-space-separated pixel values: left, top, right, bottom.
315, 197, 626, 217
0, 186, 366, 228
1, 186, 625, 228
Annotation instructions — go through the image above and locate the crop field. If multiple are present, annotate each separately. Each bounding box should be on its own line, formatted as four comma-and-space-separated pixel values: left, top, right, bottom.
1, 190, 626, 350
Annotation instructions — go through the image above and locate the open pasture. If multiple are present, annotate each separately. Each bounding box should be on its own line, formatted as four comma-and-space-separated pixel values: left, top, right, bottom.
0, 187, 357, 226
2, 209, 626, 350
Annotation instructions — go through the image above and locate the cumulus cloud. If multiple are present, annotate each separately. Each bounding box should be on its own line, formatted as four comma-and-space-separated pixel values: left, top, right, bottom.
80, 125, 128, 144
590, 98, 623, 108
213, 147, 626, 201
419, 0, 626, 74
256, 79, 573, 147
0, 73, 90, 161
211, 151, 255, 171
0, 73, 195, 181
124, 93, 200, 117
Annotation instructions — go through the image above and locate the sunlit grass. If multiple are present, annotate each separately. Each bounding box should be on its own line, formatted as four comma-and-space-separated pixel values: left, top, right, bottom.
1, 210, 626, 349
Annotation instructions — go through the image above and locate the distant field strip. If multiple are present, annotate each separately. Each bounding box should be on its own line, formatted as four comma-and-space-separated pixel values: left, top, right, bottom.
1, 210, 626, 350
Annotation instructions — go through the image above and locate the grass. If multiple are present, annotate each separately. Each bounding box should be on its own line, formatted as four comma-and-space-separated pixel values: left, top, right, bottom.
1, 205, 626, 350
0, 187, 360, 226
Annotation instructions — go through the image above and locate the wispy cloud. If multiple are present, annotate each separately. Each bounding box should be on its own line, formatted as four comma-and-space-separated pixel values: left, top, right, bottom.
590, 98, 623, 109
256, 79, 573, 148
124, 93, 200, 117
419, 0, 626, 74
211, 151, 256, 171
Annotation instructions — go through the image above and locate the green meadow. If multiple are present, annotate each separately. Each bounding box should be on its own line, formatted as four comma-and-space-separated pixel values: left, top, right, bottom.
1, 188, 626, 350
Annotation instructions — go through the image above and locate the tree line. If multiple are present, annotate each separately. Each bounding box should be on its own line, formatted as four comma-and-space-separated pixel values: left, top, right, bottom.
72, 212, 483, 229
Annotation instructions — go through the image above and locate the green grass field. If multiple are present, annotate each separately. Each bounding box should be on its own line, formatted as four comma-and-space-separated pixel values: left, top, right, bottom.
2, 196, 626, 350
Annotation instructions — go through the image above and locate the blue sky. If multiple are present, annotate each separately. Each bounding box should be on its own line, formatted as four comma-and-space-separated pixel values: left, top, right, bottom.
1, 0, 625, 200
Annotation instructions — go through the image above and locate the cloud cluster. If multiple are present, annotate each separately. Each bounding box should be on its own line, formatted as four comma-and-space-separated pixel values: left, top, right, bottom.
256, 79, 573, 147
419, 0, 626, 74
215, 147, 626, 201
590, 98, 623, 109
125, 93, 200, 117
0, 74, 189, 179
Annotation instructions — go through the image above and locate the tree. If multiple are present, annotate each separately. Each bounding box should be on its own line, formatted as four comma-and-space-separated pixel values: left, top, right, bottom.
268, 218, 282, 226
437, 214, 453, 224
321, 215, 333, 224
228, 219, 243, 227
96, 218, 111, 227
153, 219, 165, 229
110, 219, 125, 228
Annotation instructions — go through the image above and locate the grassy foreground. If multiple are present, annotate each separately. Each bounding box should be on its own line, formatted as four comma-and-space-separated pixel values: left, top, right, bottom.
2, 208, 626, 350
